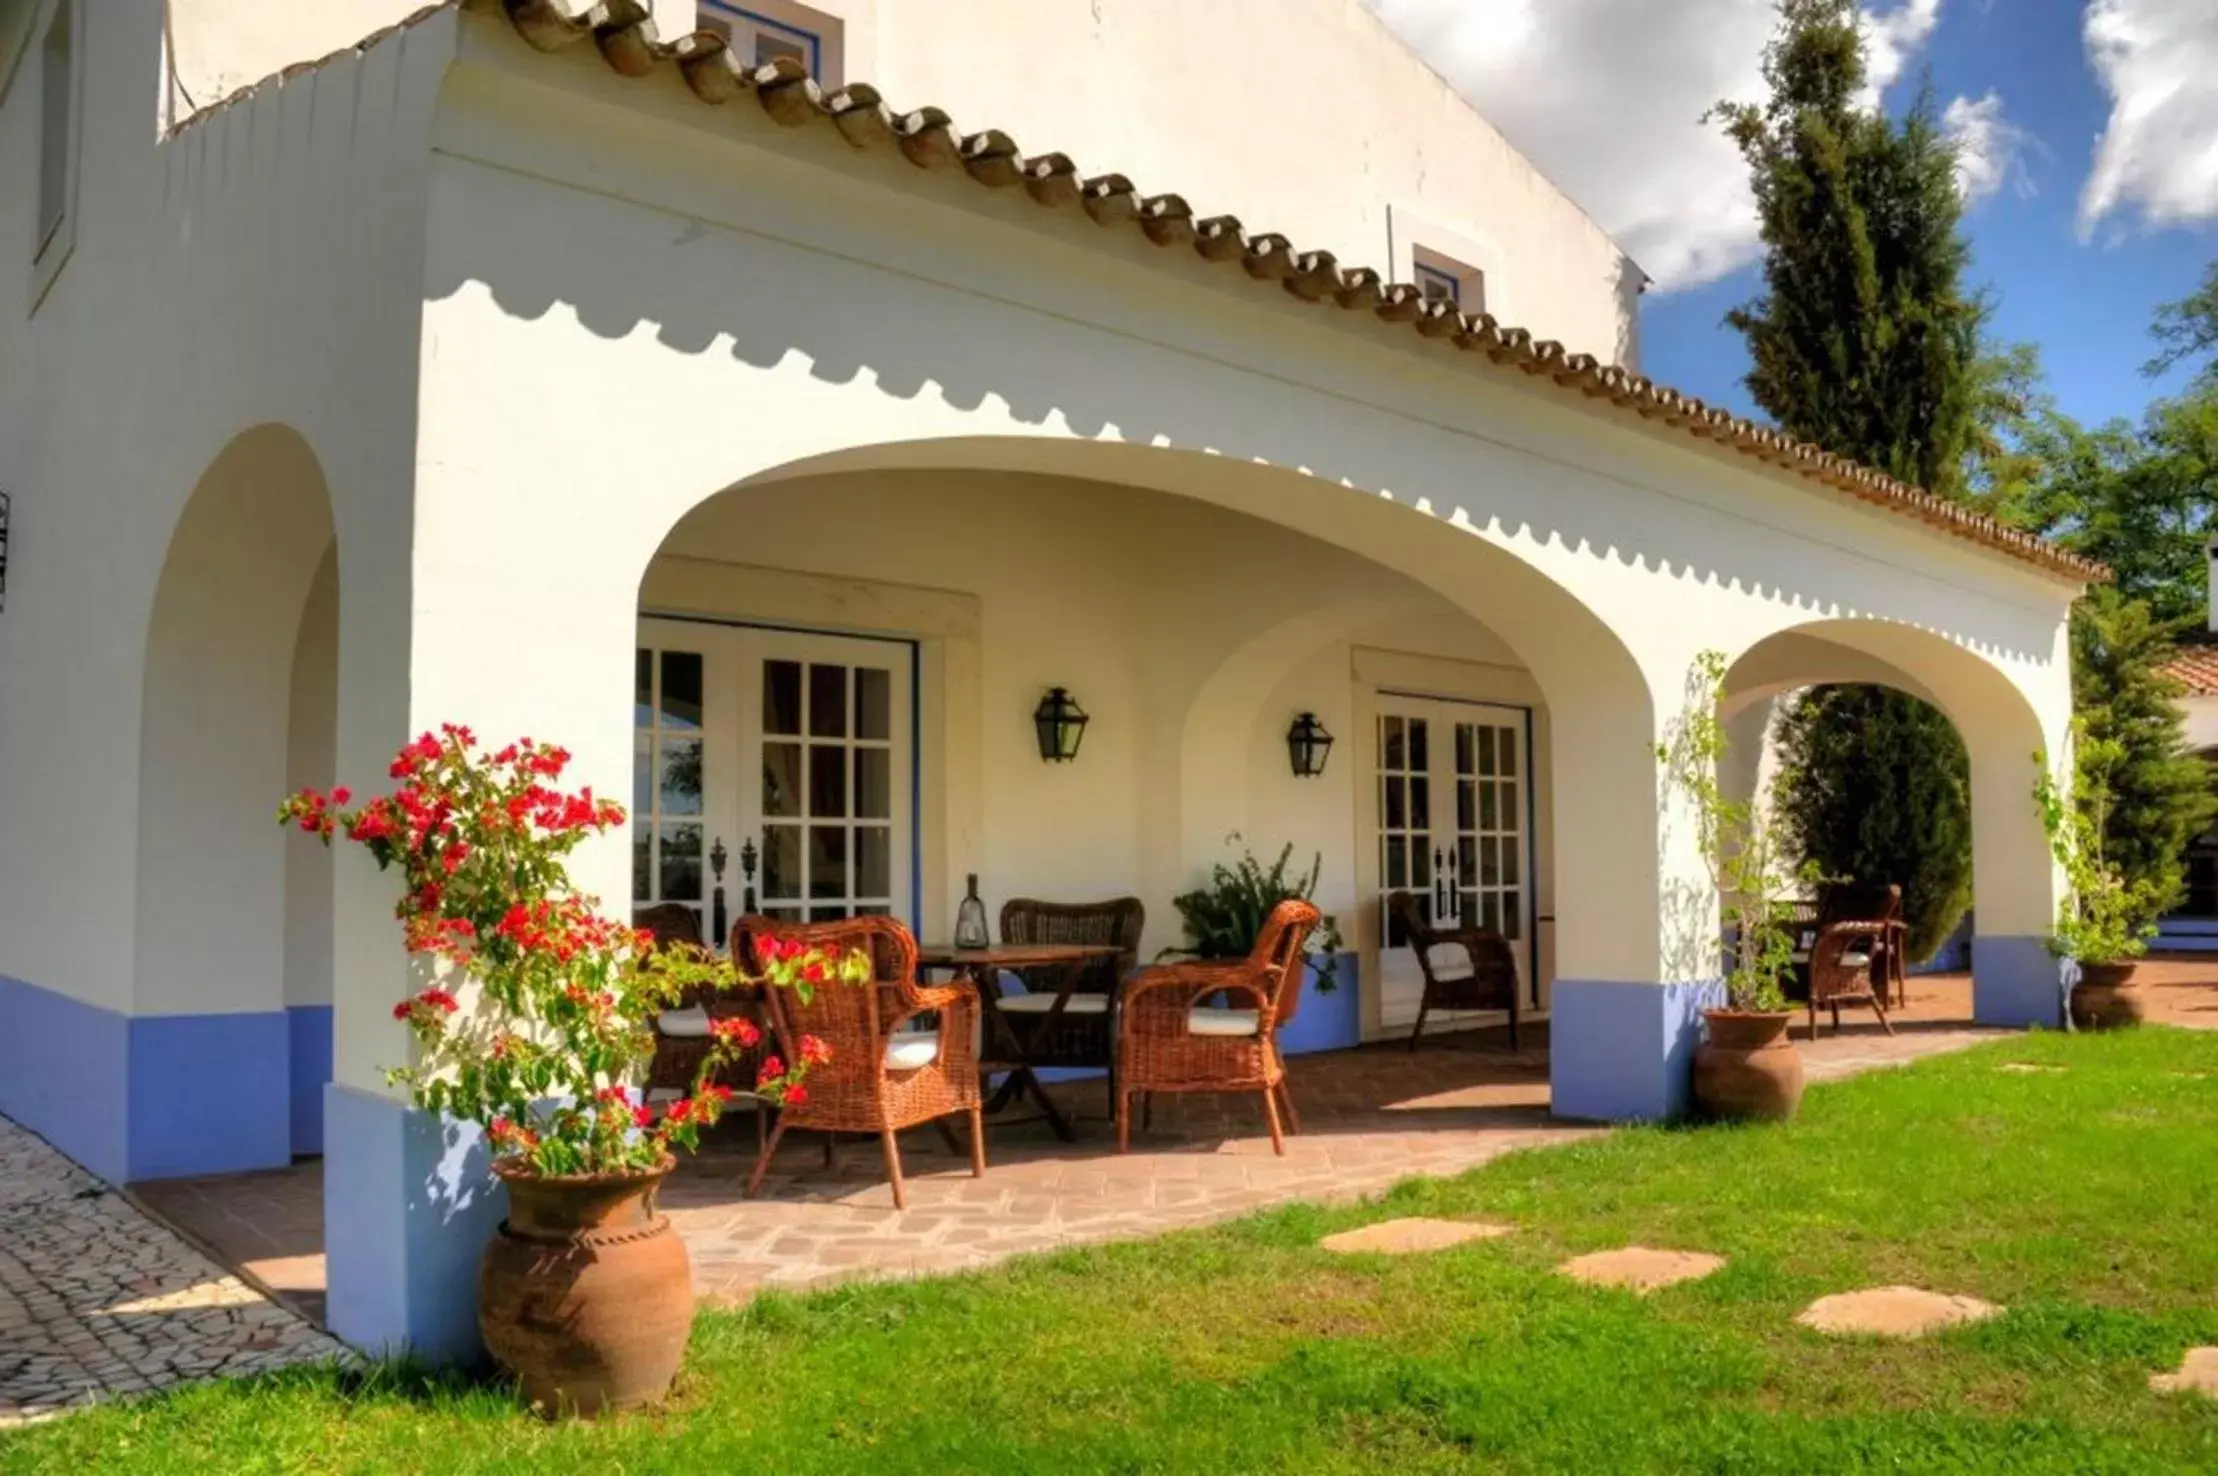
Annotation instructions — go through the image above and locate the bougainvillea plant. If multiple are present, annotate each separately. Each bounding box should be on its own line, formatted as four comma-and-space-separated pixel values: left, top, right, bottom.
279, 725, 867, 1177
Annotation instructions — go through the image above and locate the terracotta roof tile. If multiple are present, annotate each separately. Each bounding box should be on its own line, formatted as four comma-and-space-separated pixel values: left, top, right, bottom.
2162, 634, 2218, 696
193, 0, 2114, 586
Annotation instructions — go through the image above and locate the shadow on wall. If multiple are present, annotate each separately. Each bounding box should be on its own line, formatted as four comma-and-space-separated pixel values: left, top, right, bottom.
417, 79, 2058, 671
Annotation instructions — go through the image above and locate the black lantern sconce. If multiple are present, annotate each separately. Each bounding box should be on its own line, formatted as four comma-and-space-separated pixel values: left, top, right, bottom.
1033, 686, 1089, 762
1286, 712, 1334, 778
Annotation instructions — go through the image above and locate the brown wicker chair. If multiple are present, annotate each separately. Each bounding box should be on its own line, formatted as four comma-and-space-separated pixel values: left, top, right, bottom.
741, 915, 984, 1211
1115, 899, 1320, 1156
1385, 891, 1522, 1051
996, 897, 1144, 1109
1806, 884, 1901, 1039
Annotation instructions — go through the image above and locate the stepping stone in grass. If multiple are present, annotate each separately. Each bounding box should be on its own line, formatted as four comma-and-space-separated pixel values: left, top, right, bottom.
1320, 1218, 1514, 1255
1997, 1063, 2066, 1074
1796, 1286, 2000, 1338
1556, 1247, 1725, 1294
2151, 1348, 2218, 1397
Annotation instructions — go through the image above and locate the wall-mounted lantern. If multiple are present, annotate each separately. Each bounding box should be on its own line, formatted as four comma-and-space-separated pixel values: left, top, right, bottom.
1033, 686, 1089, 762
1286, 711, 1334, 778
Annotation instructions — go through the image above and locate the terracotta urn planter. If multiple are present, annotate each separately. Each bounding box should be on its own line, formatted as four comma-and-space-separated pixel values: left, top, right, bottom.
1693, 1009, 1805, 1122
2070, 960, 2148, 1031
480, 1157, 693, 1417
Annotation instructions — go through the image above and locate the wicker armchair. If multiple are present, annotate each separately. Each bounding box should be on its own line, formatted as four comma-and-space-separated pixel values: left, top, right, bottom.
1806, 885, 1901, 1039
1819, 884, 1908, 1009
741, 915, 984, 1211
1115, 899, 1320, 1156
996, 897, 1144, 1105
1385, 891, 1522, 1051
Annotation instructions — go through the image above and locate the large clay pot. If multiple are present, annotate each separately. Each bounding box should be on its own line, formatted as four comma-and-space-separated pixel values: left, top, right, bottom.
480, 1157, 693, 1417
1693, 1010, 1805, 1122
2071, 961, 2148, 1031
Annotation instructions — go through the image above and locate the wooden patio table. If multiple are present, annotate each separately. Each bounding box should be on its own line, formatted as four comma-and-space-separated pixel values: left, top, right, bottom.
917, 942, 1126, 1143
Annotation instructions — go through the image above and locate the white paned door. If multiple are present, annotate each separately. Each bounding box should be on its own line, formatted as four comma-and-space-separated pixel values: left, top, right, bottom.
1373, 694, 1535, 1030
635, 619, 914, 943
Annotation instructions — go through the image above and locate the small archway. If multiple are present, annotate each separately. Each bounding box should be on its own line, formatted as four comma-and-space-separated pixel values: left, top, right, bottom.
132, 424, 337, 1179
1722, 619, 2066, 1029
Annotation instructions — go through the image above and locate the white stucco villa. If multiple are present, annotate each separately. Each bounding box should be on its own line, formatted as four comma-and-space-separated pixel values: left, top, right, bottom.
0, 0, 2099, 1358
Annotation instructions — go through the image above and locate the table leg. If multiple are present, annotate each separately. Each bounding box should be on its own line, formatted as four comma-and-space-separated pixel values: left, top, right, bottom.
962, 963, 1078, 1143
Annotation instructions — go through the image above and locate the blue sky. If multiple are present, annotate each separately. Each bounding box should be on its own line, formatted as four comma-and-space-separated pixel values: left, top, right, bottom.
1364, 0, 2218, 433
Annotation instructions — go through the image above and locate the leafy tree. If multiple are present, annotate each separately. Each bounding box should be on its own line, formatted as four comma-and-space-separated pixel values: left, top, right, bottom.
1770, 686, 1974, 960
2147, 259, 2218, 388
1714, 0, 1986, 952
2069, 590, 2217, 920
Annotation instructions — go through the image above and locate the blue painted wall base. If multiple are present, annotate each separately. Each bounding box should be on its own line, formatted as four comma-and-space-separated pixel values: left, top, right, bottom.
1549, 978, 1724, 1123
1277, 954, 1361, 1056
1973, 935, 2069, 1029
324, 1083, 506, 1365
0, 972, 299, 1183
289, 1006, 333, 1157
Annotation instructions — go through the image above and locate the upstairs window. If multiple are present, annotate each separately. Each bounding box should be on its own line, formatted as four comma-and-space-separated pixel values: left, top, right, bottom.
699, 1, 836, 81
1413, 247, 1485, 316
35, 0, 72, 264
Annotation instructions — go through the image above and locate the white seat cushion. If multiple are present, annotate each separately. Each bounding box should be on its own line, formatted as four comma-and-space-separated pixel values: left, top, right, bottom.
657, 1006, 712, 1038
1187, 1007, 1261, 1038
998, 993, 1110, 1015
1840, 952, 1871, 969
884, 1031, 942, 1070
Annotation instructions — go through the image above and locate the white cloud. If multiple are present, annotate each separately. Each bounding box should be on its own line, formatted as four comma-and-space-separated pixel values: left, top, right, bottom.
2078, 0, 2218, 236
1360, 1, 1946, 292
1860, 0, 1942, 101
1943, 90, 2034, 204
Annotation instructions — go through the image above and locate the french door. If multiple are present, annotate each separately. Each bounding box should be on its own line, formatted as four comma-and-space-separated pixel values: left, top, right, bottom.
634, 618, 914, 942
1374, 693, 1535, 1030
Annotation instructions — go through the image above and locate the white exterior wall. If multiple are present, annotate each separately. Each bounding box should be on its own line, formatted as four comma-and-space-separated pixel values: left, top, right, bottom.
0, 0, 452, 1016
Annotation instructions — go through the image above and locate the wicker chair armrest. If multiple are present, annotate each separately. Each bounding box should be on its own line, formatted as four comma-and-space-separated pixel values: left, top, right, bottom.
1122, 962, 1247, 1008
1816, 917, 1891, 941
904, 982, 973, 1014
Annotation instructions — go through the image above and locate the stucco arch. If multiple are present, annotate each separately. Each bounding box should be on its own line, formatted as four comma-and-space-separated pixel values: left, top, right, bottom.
1720, 618, 2066, 961
625, 434, 1664, 981
131, 424, 337, 1170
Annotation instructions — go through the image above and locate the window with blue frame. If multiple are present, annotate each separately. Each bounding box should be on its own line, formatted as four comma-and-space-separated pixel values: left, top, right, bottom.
1414, 261, 1461, 307
698, 1, 829, 79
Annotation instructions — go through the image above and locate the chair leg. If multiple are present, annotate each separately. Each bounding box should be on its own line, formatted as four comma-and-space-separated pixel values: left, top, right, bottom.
1116, 1090, 1132, 1154
1275, 1080, 1302, 1137
1259, 1084, 1286, 1157
823, 1132, 837, 1169
967, 1106, 987, 1177
1408, 1000, 1429, 1053
1871, 994, 1896, 1037
1830, 1003, 1842, 1035
745, 1117, 791, 1198
881, 1128, 908, 1211
1807, 1000, 1819, 1042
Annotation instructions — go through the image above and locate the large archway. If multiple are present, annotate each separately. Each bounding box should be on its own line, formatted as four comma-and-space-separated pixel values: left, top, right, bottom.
131, 423, 338, 1179
1722, 619, 2067, 1030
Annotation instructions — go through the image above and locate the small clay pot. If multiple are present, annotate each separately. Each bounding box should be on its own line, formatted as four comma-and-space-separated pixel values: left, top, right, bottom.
1693, 1010, 1805, 1122
479, 1157, 693, 1417
2070, 961, 2148, 1031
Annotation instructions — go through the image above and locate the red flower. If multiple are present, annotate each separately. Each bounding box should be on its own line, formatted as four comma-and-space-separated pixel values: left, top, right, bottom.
755, 1056, 787, 1087
799, 1035, 832, 1066
665, 1097, 695, 1125
709, 1016, 761, 1048
803, 961, 827, 985
415, 988, 459, 1014
703, 1084, 734, 1105
390, 1000, 413, 1021
330, 787, 352, 806
782, 1084, 809, 1108
633, 1104, 655, 1129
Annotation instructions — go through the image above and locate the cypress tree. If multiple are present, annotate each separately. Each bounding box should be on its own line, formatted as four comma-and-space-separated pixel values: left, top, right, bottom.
1714, 0, 1984, 956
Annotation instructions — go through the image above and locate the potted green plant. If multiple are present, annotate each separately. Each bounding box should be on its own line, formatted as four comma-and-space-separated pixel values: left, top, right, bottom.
2034, 732, 2165, 1029
281, 727, 865, 1416
1659, 651, 1816, 1121
1170, 839, 1349, 1048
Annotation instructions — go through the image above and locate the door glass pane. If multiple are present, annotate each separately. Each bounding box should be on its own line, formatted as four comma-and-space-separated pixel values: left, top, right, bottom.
1456, 779, 1474, 830
1459, 889, 1479, 928
808, 664, 848, 738
1455, 724, 1475, 776
1413, 843, 1432, 889
1410, 777, 1431, 830
1503, 842, 1520, 886
1502, 904, 1521, 941
1500, 781, 1518, 826
1479, 782, 1497, 830
808, 745, 847, 817
854, 748, 891, 819
1499, 727, 1517, 773
1481, 836, 1501, 887
1385, 836, 1407, 889
762, 825, 801, 898
808, 825, 848, 898
658, 737, 703, 814
634, 649, 654, 727
1457, 836, 1477, 879
763, 661, 802, 736
1408, 718, 1429, 772
633, 733, 653, 815
632, 822, 651, 901
1384, 776, 1406, 829
856, 825, 891, 896
1478, 727, 1497, 777
856, 667, 891, 741
659, 652, 702, 730
762, 742, 801, 818
1382, 717, 1404, 770
1482, 892, 1501, 932
659, 822, 703, 899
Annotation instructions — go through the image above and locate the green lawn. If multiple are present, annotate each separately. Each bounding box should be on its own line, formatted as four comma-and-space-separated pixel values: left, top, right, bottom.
10, 1028, 2218, 1474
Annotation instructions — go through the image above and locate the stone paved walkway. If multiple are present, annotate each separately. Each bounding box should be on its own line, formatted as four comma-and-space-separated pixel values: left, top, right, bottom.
0, 1118, 345, 1428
